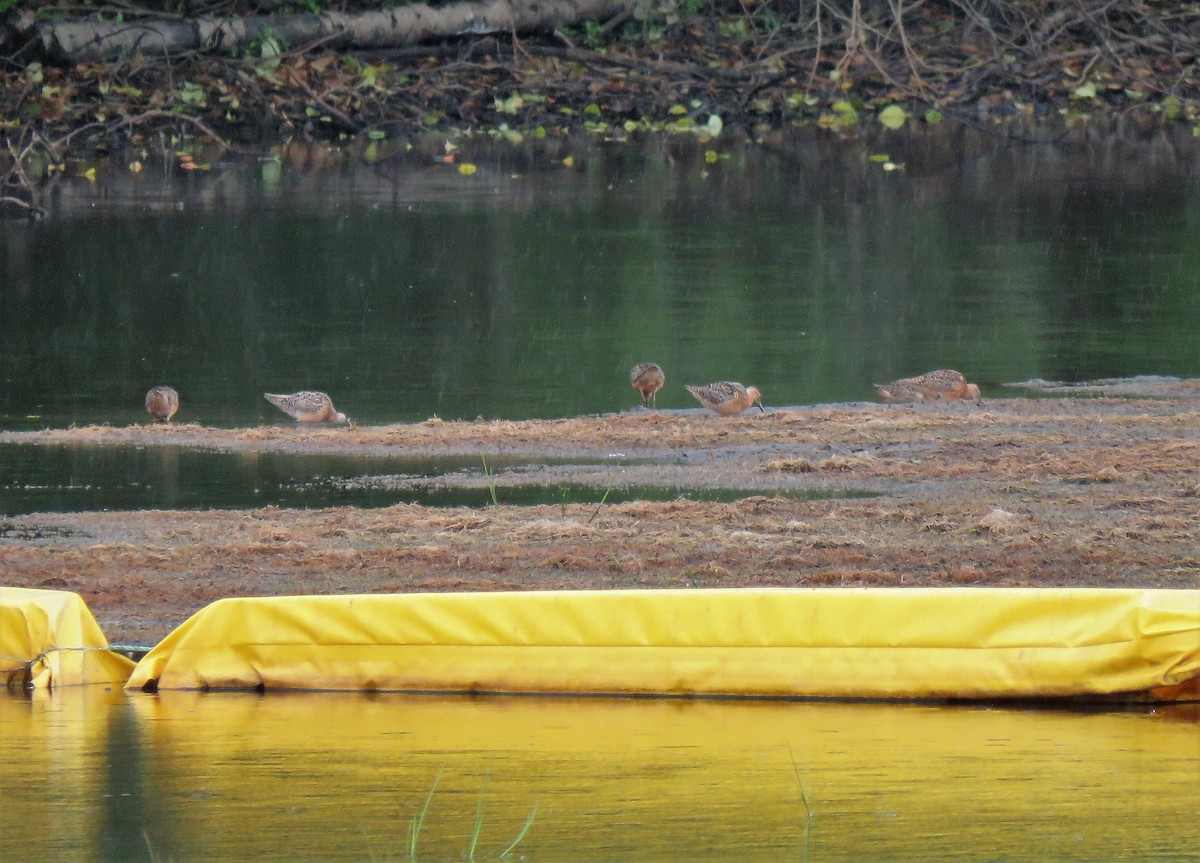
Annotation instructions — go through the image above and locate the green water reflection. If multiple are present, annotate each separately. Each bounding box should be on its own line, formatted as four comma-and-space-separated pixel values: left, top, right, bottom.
3, 130, 1199, 434
0, 443, 874, 514
3, 687, 1197, 863
0, 443, 570, 513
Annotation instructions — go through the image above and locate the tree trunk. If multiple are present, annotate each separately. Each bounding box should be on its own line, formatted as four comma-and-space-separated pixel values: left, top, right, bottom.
35, 0, 630, 64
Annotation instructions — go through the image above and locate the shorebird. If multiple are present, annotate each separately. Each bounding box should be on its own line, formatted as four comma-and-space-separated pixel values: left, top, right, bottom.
875, 369, 982, 404
263, 391, 347, 423
685, 381, 765, 416
874, 380, 929, 403
630, 362, 665, 407
144, 385, 179, 423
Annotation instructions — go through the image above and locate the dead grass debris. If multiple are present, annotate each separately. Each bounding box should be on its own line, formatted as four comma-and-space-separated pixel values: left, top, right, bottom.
974, 508, 1027, 535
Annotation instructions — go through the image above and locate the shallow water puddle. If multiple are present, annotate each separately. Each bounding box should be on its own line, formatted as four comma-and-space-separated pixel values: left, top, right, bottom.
3, 688, 1197, 863
0, 443, 865, 514
0, 444, 602, 513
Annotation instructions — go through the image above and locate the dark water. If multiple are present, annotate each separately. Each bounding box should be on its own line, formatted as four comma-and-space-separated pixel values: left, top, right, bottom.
0, 444, 535, 513
4, 688, 1198, 863
0, 442, 872, 514
3, 127, 1199, 434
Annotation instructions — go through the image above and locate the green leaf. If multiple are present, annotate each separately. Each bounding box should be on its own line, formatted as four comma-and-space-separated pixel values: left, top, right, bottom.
1072, 82, 1097, 100
868, 153, 890, 163
924, 109, 943, 124
584, 103, 602, 116
179, 81, 206, 107
494, 92, 524, 115
583, 19, 604, 49
367, 129, 386, 140
829, 101, 859, 126
878, 104, 906, 130
718, 19, 746, 38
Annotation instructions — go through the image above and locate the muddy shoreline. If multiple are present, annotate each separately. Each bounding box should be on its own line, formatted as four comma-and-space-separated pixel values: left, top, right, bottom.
2, 379, 1198, 646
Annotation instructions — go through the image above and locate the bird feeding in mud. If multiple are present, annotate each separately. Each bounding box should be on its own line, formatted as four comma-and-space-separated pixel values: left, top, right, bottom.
875, 369, 982, 404
872, 379, 928, 404
145, 386, 180, 423
263, 391, 347, 423
685, 381, 765, 416
630, 362, 665, 407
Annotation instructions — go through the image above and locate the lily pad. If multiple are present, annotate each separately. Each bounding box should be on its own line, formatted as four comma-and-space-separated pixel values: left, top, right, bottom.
878, 104, 906, 129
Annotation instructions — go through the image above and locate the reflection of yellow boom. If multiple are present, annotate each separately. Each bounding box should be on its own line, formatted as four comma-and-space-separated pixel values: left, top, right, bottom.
123, 588, 1200, 702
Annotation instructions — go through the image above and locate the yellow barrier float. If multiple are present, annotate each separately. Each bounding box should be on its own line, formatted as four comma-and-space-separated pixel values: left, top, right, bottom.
0, 586, 136, 688
127, 587, 1200, 702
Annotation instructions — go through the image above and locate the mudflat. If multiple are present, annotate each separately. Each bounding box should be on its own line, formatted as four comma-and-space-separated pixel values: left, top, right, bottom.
2, 378, 1198, 646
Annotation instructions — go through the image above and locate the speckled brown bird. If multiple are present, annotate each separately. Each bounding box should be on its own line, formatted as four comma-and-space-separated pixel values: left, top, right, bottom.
144, 386, 179, 423
875, 370, 982, 404
685, 381, 765, 416
263, 391, 347, 423
874, 380, 931, 403
630, 362, 665, 407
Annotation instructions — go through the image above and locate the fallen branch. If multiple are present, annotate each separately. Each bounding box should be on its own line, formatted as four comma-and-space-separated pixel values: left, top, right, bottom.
283, 68, 363, 134
33, 0, 631, 64
0, 194, 43, 215
2, 131, 47, 218
119, 110, 236, 150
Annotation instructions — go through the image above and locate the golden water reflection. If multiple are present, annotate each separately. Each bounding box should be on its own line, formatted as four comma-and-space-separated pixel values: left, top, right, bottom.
4, 688, 1197, 862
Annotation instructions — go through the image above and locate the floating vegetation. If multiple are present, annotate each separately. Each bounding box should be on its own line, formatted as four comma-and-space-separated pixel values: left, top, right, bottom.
7, 1, 1200, 216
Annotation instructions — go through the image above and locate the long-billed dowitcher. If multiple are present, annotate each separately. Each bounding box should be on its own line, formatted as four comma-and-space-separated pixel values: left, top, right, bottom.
630, 362, 665, 407
874, 380, 930, 403
144, 385, 179, 423
875, 369, 982, 404
685, 381, 765, 416
263, 391, 347, 423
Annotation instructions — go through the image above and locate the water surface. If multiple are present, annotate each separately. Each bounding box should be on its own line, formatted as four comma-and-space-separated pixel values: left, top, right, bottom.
0, 442, 878, 514
3, 128, 1198, 434
4, 688, 1197, 863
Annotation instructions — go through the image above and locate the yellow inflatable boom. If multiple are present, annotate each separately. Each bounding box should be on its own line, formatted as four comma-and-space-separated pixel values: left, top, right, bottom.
1, 586, 136, 688
127, 588, 1200, 701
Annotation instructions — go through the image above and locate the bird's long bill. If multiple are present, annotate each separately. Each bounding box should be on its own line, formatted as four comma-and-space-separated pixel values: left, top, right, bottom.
757, 401, 766, 412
